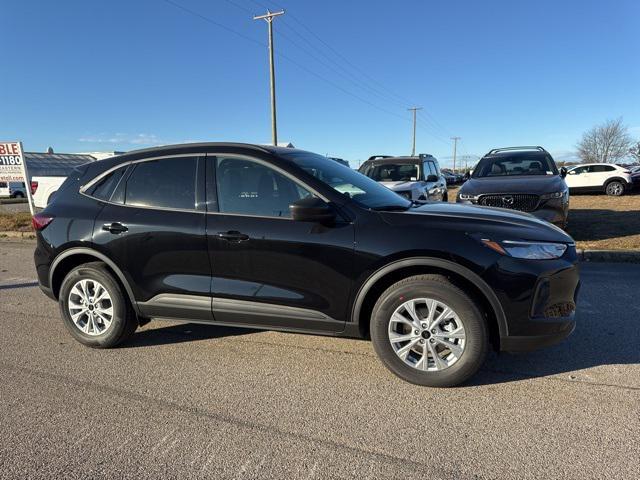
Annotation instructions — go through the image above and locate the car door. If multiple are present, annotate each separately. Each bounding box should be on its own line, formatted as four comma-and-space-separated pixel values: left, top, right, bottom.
591, 165, 616, 187
565, 166, 589, 189
92, 154, 212, 321
205, 153, 354, 333
424, 160, 445, 201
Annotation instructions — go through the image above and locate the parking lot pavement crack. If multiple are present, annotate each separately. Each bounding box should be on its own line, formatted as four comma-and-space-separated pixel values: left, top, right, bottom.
0, 361, 488, 480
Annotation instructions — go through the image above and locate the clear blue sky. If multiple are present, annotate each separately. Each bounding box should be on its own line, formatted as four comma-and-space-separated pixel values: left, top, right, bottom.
2, 0, 639, 168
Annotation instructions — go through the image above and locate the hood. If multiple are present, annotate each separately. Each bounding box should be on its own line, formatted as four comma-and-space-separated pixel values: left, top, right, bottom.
379, 180, 421, 190
381, 201, 574, 244
459, 175, 566, 195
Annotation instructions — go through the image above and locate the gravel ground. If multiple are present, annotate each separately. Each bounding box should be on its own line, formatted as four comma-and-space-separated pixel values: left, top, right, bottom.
0, 240, 639, 479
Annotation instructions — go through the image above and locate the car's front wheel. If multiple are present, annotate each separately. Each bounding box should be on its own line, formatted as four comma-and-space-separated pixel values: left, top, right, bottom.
59, 262, 138, 348
370, 274, 488, 387
605, 180, 625, 196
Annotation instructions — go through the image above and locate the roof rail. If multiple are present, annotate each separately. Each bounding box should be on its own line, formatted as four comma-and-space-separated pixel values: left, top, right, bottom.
367, 155, 392, 161
487, 146, 547, 155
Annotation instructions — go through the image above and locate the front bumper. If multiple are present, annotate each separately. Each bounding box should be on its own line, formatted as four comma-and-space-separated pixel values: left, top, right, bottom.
483, 249, 580, 352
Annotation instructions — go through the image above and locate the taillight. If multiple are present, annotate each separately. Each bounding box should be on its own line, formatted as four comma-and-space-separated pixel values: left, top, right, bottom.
31, 213, 54, 231
30, 181, 38, 194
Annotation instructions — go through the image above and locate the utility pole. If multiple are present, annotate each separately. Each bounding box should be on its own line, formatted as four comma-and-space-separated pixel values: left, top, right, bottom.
408, 107, 422, 156
254, 10, 285, 146
451, 136, 461, 172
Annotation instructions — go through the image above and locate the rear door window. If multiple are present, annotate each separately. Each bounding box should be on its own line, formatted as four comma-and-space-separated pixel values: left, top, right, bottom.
123, 157, 198, 210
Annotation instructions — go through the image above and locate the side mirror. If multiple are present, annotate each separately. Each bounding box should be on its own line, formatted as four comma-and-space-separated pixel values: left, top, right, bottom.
560, 167, 567, 178
463, 172, 470, 181
290, 197, 336, 224
426, 174, 438, 182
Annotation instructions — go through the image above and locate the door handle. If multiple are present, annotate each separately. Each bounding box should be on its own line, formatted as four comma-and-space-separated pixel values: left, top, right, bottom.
216, 231, 249, 242
102, 222, 128, 234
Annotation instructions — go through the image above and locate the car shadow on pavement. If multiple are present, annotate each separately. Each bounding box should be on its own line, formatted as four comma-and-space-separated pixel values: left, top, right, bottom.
470, 264, 640, 386
121, 322, 258, 348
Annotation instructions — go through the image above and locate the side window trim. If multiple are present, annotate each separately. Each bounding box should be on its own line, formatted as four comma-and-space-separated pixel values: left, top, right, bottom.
80, 153, 205, 213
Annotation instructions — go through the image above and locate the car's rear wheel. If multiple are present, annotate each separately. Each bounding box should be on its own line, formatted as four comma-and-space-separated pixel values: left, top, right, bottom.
370, 274, 488, 387
605, 181, 624, 196
13, 192, 24, 199
59, 262, 138, 348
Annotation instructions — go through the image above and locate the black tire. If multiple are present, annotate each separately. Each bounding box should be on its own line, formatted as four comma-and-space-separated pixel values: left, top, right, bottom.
605, 181, 624, 196
59, 262, 138, 348
13, 192, 24, 199
443, 192, 449, 202
370, 274, 488, 387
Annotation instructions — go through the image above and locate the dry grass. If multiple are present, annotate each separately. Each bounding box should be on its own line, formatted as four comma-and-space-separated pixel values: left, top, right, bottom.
448, 186, 640, 250
0, 212, 32, 232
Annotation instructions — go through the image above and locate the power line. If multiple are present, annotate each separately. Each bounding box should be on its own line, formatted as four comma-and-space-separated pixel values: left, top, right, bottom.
160, 0, 411, 123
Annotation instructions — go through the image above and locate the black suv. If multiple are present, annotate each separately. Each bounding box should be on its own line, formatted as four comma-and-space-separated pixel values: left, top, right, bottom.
457, 147, 569, 228
34, 143, 579, 387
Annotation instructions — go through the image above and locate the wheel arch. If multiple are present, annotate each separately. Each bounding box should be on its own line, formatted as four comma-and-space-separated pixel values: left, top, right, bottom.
604, 176, 628, 186
351, 257, 507, 349
49, 247, 140, 315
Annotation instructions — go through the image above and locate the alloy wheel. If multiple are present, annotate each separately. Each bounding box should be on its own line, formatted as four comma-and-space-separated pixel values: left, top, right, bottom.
607, 182, 623, 196
388, 298, 466, 371
68, 279, 114, 336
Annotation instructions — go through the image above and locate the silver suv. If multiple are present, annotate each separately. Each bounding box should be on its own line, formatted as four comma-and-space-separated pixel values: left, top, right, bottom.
359, 154, 448, 202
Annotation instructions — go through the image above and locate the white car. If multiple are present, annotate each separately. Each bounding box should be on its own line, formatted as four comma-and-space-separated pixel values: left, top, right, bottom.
31, 176, 67, 208
0, 181, 27, 198
564, 163, 633, 196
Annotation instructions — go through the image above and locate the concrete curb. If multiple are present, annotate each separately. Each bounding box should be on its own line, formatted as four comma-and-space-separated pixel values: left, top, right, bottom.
0, 198, 28, 205
576, 249, 640, 263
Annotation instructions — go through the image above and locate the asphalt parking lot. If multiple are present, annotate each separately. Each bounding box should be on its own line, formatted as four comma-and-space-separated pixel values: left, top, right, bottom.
0, 240, 638, 479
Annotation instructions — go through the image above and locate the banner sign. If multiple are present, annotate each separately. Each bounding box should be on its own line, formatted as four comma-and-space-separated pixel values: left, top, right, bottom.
0, 141, 35, 215
0, 141, 25, 182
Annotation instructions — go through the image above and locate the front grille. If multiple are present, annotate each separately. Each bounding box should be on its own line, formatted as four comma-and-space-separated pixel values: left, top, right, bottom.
478, 194, 540, 212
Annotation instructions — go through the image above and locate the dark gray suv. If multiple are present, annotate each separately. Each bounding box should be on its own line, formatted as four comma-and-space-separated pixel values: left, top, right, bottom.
456, 147, 569, 228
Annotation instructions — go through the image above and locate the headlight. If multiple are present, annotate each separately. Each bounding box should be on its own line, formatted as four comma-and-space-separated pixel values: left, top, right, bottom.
480, 239, 568, 259
540, 191, 565, 200
458, 193, 479, 201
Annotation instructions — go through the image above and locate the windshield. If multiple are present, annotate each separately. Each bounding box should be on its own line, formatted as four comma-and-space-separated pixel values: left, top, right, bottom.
361, 163, 420, 182
281, 151, 411, 210
472, 154, 558, 178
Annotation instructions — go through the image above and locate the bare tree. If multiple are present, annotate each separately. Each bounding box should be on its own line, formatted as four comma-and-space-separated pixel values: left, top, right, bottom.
576, 118, 632, 163
630, 141, 640, 163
